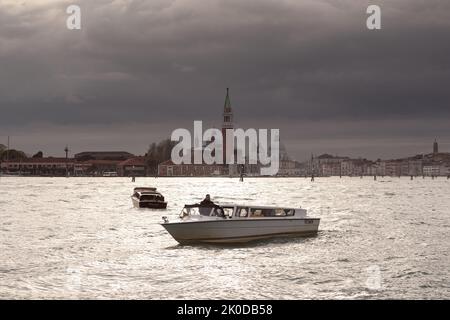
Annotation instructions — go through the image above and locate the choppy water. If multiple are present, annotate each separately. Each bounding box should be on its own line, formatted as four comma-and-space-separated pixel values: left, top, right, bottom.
0, 177, 449, 299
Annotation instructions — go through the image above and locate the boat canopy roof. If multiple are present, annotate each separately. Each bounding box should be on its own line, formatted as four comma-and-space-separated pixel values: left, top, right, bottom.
184, 203, 300, 211
185, 203, 220, 208
134, 187, 157, 192
137, 191, 163, 197
133, 187, 164, 197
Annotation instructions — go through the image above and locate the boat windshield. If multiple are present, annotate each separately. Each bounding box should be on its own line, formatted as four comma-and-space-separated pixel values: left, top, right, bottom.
140, 194, 164, 201
180, 205, 230, 217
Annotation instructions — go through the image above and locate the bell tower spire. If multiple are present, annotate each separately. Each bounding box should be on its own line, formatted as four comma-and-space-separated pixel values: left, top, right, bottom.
433, 138, 439, 154
222, 88, 233, 129
222, 88, 234, 165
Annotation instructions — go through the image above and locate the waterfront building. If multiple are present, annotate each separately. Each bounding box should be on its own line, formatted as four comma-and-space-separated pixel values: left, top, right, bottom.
313, 154, 348, 176
408, 159, 423, 176
117, 157, 147, 176
384, 160, 402, 176
352, 160, 363, 176
278, 160, 302, 176
340, 159, 355, 176
340, 160, 351, 176
365, 163, 378, 176
400, 160, 410, 176
423, 165, 441, 177
440, 164, 450, 176
158, 160, 227, 176
74, 151, 134, 161
0, 158, 74, 176
374, 160, 386, 176
320, 162, 342, 176
76, 160, 121, 176
73, 162, 93, 176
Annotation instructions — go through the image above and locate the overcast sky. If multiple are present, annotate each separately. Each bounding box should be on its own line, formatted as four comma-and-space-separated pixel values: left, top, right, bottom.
0, 0, 449, 161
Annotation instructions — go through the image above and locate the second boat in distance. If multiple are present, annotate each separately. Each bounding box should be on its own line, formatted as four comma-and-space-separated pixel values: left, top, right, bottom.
131, 187, 167, 209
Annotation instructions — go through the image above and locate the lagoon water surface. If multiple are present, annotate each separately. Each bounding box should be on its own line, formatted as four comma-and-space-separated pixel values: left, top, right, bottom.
0, 177, 449, 299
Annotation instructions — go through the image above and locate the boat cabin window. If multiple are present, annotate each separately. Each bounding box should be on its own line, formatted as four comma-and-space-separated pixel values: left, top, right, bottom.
209, 207, 233, 217
211, 207, 234, 217
285, 209, 295, 216
236, 208, 249, 217
140, 194, 163, 201
186, 206, 215, 216
250, 209, 263, 217
222, 207, 234, 217
248, 208, 295, 217
181, 207, 189, 217
182, 207, 211, 216
182, 206, 231, 217
211, 207, 224, 217
135, 190, 163, 201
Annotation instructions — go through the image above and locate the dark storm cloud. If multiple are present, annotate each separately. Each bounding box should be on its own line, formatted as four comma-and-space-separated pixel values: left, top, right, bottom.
0, 0, 449, 158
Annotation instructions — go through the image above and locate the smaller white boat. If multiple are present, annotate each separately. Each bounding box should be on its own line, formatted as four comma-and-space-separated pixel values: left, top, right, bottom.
132, 187, 167, 209
161, 203, 319, 244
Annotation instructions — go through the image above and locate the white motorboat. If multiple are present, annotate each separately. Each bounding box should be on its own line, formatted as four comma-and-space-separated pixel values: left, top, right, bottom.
132, 187, 167, 209
161, 203, 320, 244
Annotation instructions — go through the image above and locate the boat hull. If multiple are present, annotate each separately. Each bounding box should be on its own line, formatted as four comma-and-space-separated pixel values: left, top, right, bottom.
161, 218, 320, 244
132, 197, 167, 209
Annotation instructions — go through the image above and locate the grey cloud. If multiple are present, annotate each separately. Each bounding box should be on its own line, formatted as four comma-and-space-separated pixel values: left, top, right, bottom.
0, 0, 449, 158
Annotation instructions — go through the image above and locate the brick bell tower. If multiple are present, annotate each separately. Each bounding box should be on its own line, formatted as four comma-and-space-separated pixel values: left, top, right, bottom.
222, 88, 234, 164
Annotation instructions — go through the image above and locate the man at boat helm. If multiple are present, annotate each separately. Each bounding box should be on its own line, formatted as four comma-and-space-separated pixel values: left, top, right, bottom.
198, 194, 224, 216
199, 194, 215, 206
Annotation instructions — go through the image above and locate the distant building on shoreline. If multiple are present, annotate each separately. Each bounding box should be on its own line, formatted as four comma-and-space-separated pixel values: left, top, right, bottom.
1, 153, 148, 177
117, 156, 147, 177
158, 160, 227, 177
297, 139, 449, 177
74, 151, 134, 161
1, 157, 74, 176
1, 136, 448, 178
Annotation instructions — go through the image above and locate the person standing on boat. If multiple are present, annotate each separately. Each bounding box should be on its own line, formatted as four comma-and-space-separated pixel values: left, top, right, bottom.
199, 194, 216, 206
197, 194, 217, 216
198, 194, 226, 217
